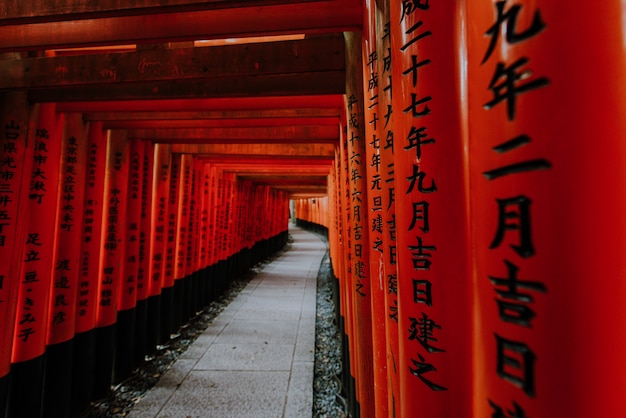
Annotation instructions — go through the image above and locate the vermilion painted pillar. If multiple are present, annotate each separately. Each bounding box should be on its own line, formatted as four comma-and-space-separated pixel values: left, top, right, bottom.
73, 122, 106, 413
345, 31, 375, 416
93, 129, 129, 398
147, 144, 171, 352
361, 1, 389, 415
173, 154, 192, 331
189, 160, 202, 315
468, 1, 626, 416
196, 161, 210, 307
44, 112, 89, 417
390, 1, 473, 416
199, 163, 213, 303
135, 140, 154, 364
375, 1, 403, 414
9, 103, 62, 418
0, 92, 38, 418
114, 139, 144, 382
161, 153, 181, 341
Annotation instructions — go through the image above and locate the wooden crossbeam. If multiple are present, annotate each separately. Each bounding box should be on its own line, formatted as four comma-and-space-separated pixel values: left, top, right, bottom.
0, 0, 361, 51
128, 126, 338, 144
0, 36, 344, 90
56, 95, 344, 112
28, 71, 345, 101
170, 143, 336, 156
83, 108, 341, 121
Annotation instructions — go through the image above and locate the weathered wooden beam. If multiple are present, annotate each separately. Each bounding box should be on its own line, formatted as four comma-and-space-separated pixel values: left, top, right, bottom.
128, 126, 338, 143
0, 0, 361, 51
83, 108, 341, 121
0, 0, 308, 21
56, 95, 344, 112
197, 155, 333, 165
0, 36, 344, 90
170, 143, 336, 156
100, 117, 339, 130
28, 71, 345, 101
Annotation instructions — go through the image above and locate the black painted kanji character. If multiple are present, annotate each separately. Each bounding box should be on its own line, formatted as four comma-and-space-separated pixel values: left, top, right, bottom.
488, 399, 527, 418
413, 279, 432, 306
495, 334, 536, 397
489, 259, 546, 327
408, 312, 445, 353
404, 126, 435, 160
484, 57, 549, 121
490, 195, 534, 258
402, 55, 431, 88
406, 164, 437, 194
482, 0, 546, 64
409, 353, 447, 391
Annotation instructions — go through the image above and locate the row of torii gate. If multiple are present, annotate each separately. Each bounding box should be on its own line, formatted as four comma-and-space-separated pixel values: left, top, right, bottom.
1, 1, 625, 417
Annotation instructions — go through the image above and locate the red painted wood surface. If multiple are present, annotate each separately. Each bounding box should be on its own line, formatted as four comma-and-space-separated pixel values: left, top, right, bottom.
47, 113, 89, 345
148, 144, 171, 299
163, 153, 181, 289
361, 1, 389, 415
76, 122, 107, 334
390, 1, 473, 416
96, 130, 129, 328
0, 93, 38, 374
11, 103, 63, 363
137, 141, 154, 303
118, 139, 144, 311
468, 1, 626, 416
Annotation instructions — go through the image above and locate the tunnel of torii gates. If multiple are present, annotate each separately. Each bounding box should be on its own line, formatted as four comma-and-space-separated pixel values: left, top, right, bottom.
0, 0, 626, 417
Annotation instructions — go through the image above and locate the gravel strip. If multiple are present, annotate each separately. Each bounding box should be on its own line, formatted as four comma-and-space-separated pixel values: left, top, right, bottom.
313, 252, 347, 418
80, 233, 346, 417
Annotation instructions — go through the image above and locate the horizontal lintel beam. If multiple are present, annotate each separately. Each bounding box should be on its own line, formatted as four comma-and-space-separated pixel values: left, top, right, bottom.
0, 0, 361, 51
1, 36, 344, 90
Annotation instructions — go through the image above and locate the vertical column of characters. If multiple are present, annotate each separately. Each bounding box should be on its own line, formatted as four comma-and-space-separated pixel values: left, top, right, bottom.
93, 129, 129, 397
184, 157, 199, 317
135, 140, 154, 363
230, 180, 241, 258
362, 1, 389, 415
344, 31, 375, 415
147, 144, 171, 350
375, 1, 402, 413
191, 159, 202, 280
391, 0, 474, 416
203, 163, 215, 270
198, 162, 211, 304
9, 103, 62, 418
97, 130, 129, 329
72, 122, 106, 411
468, 1, 551, 415
337, 132, 357, 409
212, 169, 223, 265
468, 1, 626, 416
48, 114, 88, 348
44, 113, 89, 416
119, 140, 144, 313
0, 92, 37, 400
175, 154, 191, 282
163, 154, 181, 294
137, 141, 155, 306
242, 181, 253, 250
76, 123, 106, 337
215, 173, 225, 263
223, 173, 235, 259
11, 104, 62, 366
114, 138, 145, 381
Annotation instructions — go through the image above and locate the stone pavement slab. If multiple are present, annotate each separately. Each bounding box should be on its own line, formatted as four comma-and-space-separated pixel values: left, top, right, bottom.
129, 226, 326, 418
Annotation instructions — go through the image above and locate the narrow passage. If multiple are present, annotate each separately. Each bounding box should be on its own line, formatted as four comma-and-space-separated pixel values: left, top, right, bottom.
129, 226, 327, 418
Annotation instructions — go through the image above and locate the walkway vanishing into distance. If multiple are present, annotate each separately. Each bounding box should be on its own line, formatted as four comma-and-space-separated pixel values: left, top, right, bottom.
129, 227, 327, 418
